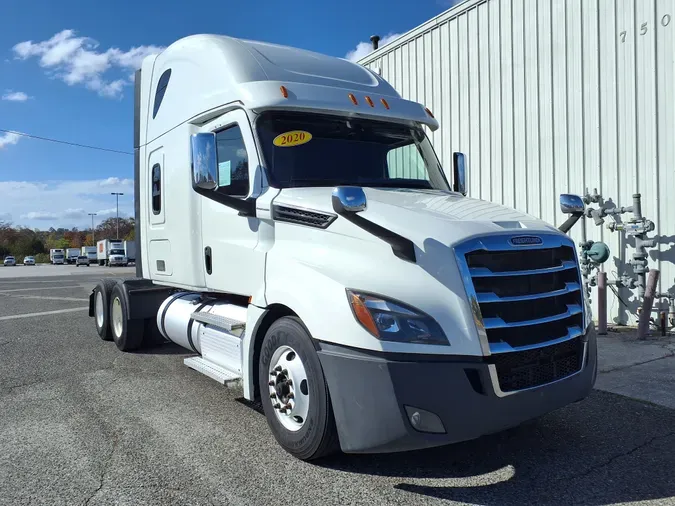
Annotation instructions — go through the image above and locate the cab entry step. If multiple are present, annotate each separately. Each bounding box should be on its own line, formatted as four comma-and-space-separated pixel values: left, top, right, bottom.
190, 312, 246, 332
184, 356, 242, 387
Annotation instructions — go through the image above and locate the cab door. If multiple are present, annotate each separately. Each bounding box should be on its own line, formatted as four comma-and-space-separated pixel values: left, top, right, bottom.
199, 109, 264, 297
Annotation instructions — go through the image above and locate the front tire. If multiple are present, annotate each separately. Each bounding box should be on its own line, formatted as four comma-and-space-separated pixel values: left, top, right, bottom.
109, 284, 145, 352
258, 317, 339, 461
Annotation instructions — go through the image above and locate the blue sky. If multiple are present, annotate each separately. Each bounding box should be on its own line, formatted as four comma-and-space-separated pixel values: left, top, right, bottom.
0, 0, 458, 230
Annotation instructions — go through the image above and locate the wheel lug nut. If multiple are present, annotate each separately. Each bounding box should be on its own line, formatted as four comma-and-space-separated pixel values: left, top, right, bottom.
287, 393, 294, 399
286, 380, 293, 387
282, 369, 288, 375
279, 408, 287, 414
274, 366, 282, 372
273, 403, 281, 409
268, 380, 275, 386
284, 403, 292, 410
270, 393, 276, 399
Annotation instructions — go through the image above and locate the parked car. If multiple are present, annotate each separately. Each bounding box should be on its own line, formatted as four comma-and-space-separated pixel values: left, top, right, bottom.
3, 256, 16, 266
76, 255, 90, 267
23, 256, 35, 265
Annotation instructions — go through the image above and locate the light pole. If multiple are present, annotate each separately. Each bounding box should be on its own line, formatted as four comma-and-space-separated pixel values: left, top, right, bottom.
88, 213, 97, 245
110, 192, 124, 239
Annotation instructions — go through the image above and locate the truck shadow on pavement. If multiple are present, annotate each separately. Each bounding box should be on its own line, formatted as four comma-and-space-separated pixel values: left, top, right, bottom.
320, 390, 675, 505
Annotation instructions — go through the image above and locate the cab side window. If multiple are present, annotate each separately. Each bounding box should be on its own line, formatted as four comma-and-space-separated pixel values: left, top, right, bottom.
215, 125, 249, 197
151, 163, 161, 214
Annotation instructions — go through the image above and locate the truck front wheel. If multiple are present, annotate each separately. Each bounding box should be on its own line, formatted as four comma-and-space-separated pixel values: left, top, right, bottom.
258, 317, 339, 461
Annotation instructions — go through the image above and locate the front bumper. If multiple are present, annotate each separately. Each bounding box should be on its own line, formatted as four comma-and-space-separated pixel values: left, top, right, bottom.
317, 327, 597, 454
109, 258, 127, 266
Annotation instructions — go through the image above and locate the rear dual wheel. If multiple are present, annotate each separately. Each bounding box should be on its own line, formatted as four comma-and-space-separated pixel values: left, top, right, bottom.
93, 280, 144, 351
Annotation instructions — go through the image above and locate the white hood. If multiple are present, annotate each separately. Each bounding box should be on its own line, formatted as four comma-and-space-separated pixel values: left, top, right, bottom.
273, 187, 558, 247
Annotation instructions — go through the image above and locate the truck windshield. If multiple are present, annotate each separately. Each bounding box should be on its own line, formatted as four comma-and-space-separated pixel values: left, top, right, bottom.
110, 249, 125, 255
54, 255, 64, 259
256, 111, 450, 190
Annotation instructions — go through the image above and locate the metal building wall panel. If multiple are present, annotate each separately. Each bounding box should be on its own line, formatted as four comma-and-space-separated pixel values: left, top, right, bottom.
359, 0, 675, 322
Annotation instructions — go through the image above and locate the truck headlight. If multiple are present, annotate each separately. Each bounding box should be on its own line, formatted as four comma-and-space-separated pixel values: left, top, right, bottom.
346, 290, 448, 345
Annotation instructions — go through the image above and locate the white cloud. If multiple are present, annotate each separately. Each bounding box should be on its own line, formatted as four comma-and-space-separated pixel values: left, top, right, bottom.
2, 90, 30, 102
13, 30, 164, 99
0, 132, 20, 149
2, 177, 134, 229
345, 33, 403, 62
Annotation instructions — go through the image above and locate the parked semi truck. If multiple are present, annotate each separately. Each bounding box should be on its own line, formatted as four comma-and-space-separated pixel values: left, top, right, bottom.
81, 246, 98, 262
90, 34, 597, 461
49, 248, 65, 265
123, 240, 136, 263
96, 239, 128, 266
65, 248, 80, 264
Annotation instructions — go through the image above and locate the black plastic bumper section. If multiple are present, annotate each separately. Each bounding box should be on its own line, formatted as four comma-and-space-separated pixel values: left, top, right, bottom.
317, 327, 597, 454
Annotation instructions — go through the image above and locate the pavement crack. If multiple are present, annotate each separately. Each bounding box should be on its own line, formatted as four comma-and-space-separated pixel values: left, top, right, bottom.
558, 430, 675, 481
600, 353, 674, 373
83, 433, 119, 506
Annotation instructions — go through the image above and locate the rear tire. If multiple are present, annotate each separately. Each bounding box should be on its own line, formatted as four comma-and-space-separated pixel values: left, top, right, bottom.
258, 317, 339, 461
109, 284, 145, 352
93, 279, 117, 341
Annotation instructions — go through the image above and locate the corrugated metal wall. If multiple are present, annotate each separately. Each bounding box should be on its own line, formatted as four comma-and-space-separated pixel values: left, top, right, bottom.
360, 0, 675, 324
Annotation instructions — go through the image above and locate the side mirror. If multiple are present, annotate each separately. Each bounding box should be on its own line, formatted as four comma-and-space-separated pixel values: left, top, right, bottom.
452, 152, 467, 196
190, 132, 218, 190
332, 186, 367, 214
559, 194, 585, 215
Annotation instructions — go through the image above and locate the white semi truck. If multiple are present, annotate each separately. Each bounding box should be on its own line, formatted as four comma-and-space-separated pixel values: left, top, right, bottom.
49, 248, 65, 265
89, 34, 597, 461
81, 246, 98, 262
96, 239, 128, 266
66, 248, 80, 264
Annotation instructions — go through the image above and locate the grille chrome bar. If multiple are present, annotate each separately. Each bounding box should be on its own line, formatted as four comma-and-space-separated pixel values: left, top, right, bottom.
476, 282, 581, 303
469, 260, 578, 277
482, 304, 582, 329
453, 231, 586, 393
489, 325, 584, 354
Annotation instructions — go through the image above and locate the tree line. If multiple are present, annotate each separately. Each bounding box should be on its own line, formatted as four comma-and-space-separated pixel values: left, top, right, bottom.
0, 217, 135, 262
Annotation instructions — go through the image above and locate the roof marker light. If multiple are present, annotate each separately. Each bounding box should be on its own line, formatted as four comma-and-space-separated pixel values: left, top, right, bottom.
365, 96, 375, 108
425, 107, 435, 118
280, 85, 288, 98
380, 98, 390, 110
348, 93, 358, 105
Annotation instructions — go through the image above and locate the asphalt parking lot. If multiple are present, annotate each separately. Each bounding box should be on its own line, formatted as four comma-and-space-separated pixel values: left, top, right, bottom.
1, 266, 674, 506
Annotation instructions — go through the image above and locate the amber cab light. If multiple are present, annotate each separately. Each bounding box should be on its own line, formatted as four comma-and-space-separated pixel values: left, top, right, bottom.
348, 93, 358, 105
380, 98, 390, 110
365, 96, 375, 107
280, 85, 289, 98
425, 107, 435, 118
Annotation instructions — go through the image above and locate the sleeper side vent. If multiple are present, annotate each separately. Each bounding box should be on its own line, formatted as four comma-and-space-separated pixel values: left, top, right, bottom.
272, 204, 337, 229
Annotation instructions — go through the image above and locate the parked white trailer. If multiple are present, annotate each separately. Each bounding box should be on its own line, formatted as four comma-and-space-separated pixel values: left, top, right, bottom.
123, 240, 136, 263
89, 34, 597, 462
358, 0, 675, 323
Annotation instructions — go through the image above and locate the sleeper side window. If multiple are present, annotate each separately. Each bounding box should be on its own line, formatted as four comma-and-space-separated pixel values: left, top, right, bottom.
215, 124, 249, 197
152, 163, 161, 214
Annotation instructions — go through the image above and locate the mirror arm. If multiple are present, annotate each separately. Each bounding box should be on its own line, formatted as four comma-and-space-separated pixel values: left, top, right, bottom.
333, 205, 416, 263
558, 212, 583, 234
194, 186, 257, 217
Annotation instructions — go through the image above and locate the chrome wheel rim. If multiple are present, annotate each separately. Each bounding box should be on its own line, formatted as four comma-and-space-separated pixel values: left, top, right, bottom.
111, 297, 123, 338
268, 345, 309, 432
95, 291, 104, 329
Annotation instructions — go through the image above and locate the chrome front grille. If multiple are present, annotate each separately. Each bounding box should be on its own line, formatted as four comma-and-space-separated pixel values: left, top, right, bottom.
454, 232, 586, 392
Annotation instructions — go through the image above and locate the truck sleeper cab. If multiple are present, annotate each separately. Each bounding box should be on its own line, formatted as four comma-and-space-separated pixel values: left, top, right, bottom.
90, 34, 597, 461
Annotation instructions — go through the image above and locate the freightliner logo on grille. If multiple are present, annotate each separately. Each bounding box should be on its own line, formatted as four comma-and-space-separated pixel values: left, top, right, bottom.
509, 236, 543, 246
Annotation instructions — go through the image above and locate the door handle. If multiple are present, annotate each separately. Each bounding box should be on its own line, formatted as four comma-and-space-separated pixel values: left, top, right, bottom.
204, 246, 212, 275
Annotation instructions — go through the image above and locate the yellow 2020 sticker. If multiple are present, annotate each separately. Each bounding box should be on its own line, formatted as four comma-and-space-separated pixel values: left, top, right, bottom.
273, 130, 312, 147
